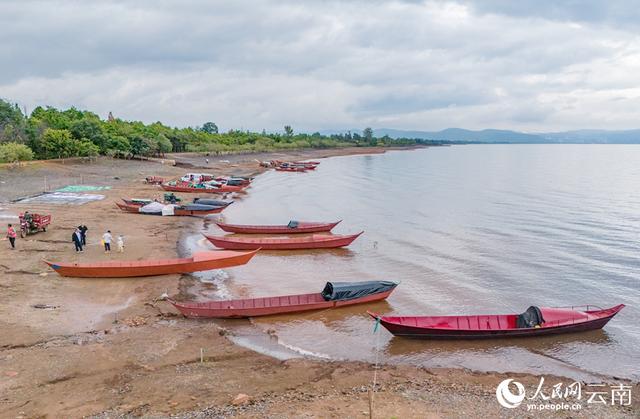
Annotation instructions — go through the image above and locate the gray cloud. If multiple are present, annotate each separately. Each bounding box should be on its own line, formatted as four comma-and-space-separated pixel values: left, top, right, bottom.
1, 0, 640, 132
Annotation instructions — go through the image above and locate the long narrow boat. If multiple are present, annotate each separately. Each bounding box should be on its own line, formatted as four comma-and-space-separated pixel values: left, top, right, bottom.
167, 281, 397, 318
275, 166, 308, 172
204, 232, 363, 250
193, 198, 233, 207
216, 220, 341, 234
115, 202, 225, 216
44, 249, 259, 278
369, 304, 625, 339
161, 183, 244, 193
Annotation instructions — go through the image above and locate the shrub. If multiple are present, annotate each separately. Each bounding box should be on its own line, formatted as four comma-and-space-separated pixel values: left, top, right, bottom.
0, 142, 34, 162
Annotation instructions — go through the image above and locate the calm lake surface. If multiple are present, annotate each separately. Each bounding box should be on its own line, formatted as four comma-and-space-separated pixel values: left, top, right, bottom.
188, 144, 640, 381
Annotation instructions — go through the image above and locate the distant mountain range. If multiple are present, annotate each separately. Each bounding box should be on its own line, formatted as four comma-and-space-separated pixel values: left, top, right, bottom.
322, 128, 640, 144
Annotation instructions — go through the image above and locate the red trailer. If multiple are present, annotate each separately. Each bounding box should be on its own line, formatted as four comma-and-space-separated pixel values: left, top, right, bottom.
19, 213, 52, 238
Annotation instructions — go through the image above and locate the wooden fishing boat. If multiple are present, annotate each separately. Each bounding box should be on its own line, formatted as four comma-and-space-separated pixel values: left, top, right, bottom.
368, 304, 625, 339
161, 182, 244, 193
122, 198, 153, 206
44, 249, 259, 278
167, 280, 397, 318
204, 232, 363, 250
115, 202, 225, 216
275, 166, 308, 172
216, 220, 341, 234
193, 198, 233, 207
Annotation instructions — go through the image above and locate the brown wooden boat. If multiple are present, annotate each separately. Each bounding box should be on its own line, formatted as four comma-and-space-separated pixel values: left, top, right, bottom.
204, 232, 363, 250
44, 249, 258, 278
167, 281, 397, 318
215, 220, 341, 234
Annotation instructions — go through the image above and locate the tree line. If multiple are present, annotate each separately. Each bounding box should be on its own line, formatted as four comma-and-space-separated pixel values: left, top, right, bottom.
0, 99, 448, 163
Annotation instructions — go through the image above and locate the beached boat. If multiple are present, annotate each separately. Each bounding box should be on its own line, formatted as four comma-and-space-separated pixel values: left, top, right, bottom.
192, 198, 233, 207
44, 249, 259, 278
216, 220, 341, 234
368, 304, 625, 339
161, 182, 244, 193
275, 166, 308, 172
204, 232, 363, 250
115, 202, 225, 216
167, 281, 397, 318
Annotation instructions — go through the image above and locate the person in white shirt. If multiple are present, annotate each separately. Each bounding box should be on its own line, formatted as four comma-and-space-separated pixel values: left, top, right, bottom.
102, 230, 113, 252
117, 235, 124, 253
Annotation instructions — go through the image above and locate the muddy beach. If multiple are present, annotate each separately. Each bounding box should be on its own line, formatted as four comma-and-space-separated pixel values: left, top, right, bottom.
0, 148, 637, 418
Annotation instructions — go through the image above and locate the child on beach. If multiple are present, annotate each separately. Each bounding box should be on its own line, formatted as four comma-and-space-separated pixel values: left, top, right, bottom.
117, 235, 124, 253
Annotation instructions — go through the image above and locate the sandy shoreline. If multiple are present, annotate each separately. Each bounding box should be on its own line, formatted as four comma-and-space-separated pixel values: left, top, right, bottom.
0, 147, 637, 418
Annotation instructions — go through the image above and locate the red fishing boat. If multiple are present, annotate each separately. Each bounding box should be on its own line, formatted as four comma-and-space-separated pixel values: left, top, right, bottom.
44, 249, 259, 278
369, 304, 625, 339
216, 220, 341, 234
204, 232, 363, 250
161, 182, 244, 193
115, 202, 225, 216
167, 281, 397, 318
275, 166, 308, 172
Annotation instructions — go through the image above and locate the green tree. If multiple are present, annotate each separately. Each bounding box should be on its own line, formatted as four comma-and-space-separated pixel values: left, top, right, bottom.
106, 135, 131, 157
70, 118, 107, 151
363, 127, 374, 144
41, 128, 75, 158
201, 122, 218, 134
0, 100, 27, 143
0, 142, 34, 162
284, 125, 294, 137
156, 134, 172, 156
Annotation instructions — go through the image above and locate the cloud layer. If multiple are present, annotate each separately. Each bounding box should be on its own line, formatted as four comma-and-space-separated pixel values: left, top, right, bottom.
1, 0, 639, 132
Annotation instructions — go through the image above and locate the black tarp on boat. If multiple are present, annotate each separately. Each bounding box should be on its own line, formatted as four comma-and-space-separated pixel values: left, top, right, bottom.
516, 306, 545, 328
288, 220, 299, 228
321, 281, 397, 301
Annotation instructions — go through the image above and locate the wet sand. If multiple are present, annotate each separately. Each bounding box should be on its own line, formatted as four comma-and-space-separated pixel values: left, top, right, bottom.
0, 149, 637, 418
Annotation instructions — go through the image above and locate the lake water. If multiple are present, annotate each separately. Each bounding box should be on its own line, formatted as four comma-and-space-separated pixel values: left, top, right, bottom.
187, 145, 640, 381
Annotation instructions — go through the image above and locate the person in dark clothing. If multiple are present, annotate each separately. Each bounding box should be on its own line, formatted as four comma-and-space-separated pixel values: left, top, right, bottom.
79, 225, 88, 245
72, 228, 83, 252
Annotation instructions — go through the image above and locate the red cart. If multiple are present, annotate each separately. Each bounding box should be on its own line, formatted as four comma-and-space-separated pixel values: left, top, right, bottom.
19, 213, 52, 238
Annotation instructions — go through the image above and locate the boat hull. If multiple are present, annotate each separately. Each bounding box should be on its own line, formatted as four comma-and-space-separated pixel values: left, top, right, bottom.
115, 202, 224, 216
216, 221, 340, 234
161, 184, 243, 193
204, 232, 363, 250
370, 305, 625, 339
44, 250, 258, 278
170, 288, 396, 318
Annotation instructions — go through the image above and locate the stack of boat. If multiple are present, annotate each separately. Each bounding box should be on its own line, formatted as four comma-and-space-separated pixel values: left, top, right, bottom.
275, 161, 320, 172
116, 199, 230, 216
42, 164, 627, 340
160, 173, 251, 194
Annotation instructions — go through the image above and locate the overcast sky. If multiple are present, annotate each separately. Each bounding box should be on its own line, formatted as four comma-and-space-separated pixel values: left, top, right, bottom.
1, 0, 639, 133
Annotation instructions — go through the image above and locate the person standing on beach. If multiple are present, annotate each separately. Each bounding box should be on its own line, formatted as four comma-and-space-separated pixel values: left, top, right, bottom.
102, 230, 113, 252
6, 224, 17, 249
72, 228, 83, 252
79, 225, 88, 246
